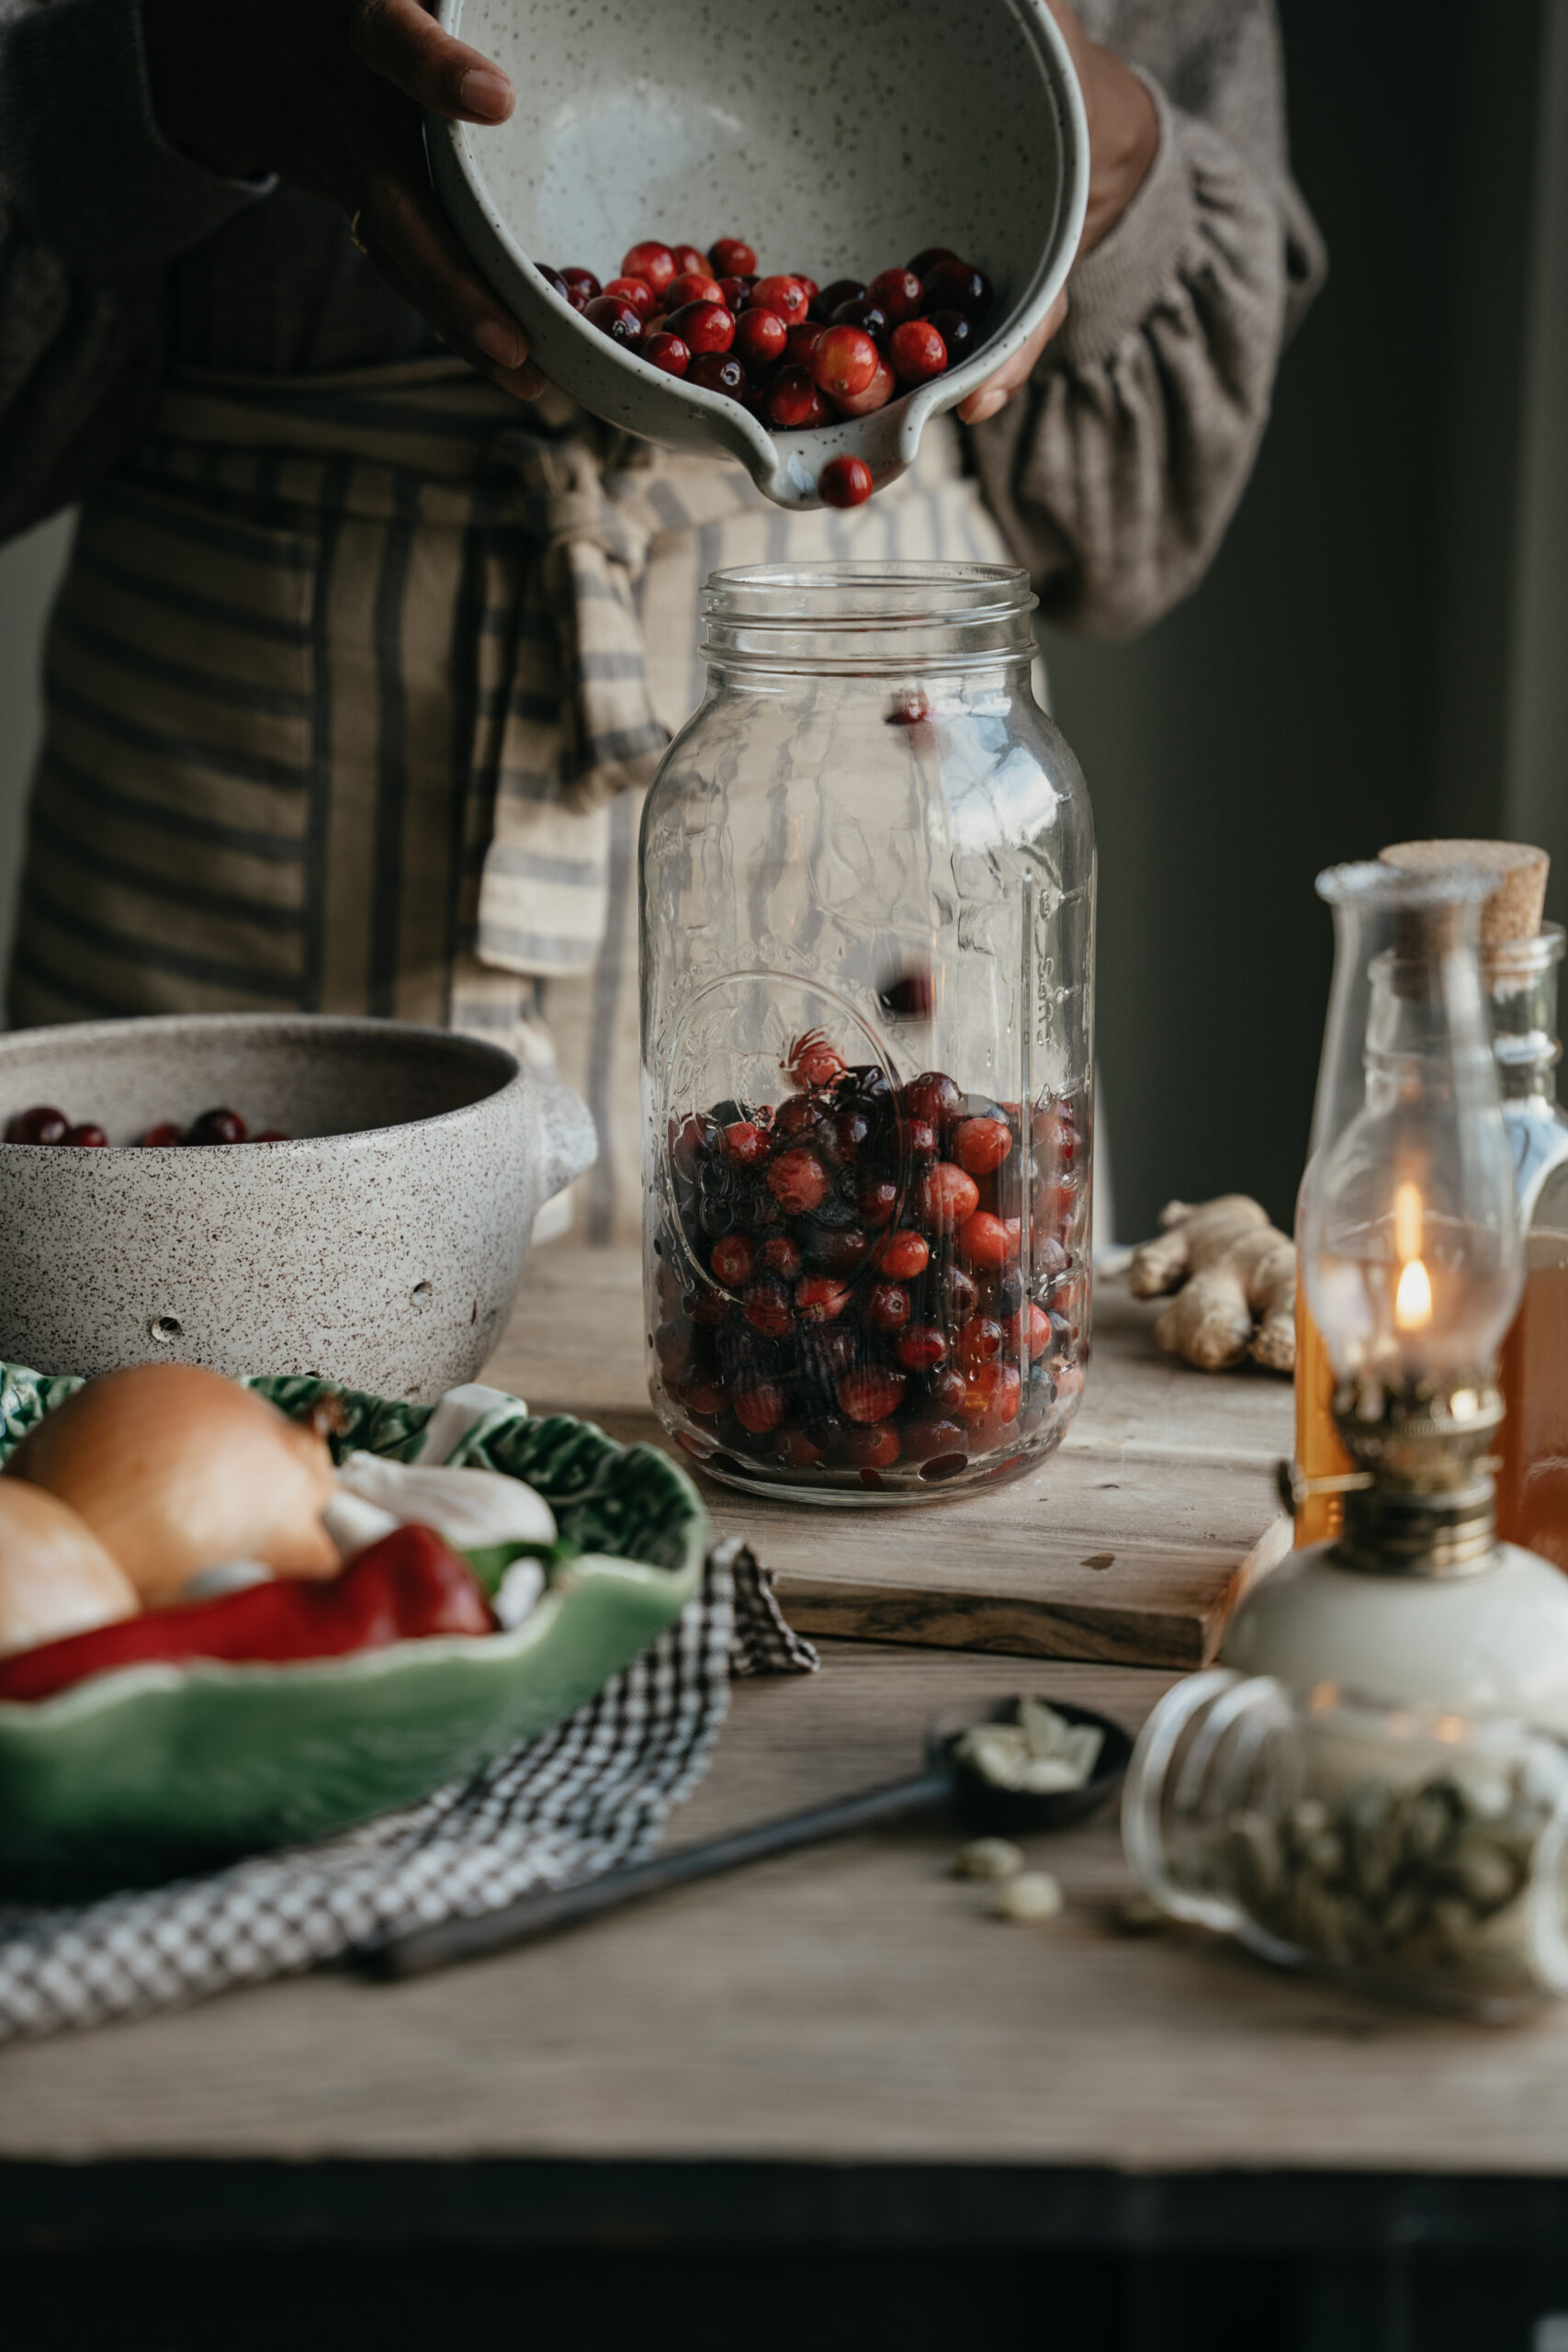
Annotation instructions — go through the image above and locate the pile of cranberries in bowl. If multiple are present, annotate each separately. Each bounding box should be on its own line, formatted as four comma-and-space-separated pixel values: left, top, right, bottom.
650, 1031, 1087, 1497
5, 1105, 288, 1147
541, 236, 995, 509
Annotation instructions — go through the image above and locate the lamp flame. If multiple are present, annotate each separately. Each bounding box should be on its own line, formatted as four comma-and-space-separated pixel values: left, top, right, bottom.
1395, 1254, 1433, 1329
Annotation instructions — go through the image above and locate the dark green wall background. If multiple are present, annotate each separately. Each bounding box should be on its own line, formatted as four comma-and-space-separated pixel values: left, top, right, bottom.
1043, 0, 1561, 1240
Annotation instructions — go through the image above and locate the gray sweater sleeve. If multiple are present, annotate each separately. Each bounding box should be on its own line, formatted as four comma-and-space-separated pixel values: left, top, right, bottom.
970, 0, 1325, 639
0, 0, 267, 538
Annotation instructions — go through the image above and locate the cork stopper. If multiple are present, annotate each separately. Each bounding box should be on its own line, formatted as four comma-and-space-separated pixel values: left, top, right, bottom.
1380, 840, 1550, 945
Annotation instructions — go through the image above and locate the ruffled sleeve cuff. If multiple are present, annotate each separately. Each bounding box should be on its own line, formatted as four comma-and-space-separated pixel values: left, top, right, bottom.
1053, 74, 1192, 370
1, 0, 273, 286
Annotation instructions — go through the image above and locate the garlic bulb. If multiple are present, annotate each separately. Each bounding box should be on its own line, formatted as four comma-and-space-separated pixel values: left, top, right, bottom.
331, 1453, 556, 1556
5, 1363, 340, 1602
0, 1478, 140, 1657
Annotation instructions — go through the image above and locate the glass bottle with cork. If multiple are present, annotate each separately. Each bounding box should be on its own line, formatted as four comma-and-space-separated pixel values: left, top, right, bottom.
1292, 840, 1568, 1564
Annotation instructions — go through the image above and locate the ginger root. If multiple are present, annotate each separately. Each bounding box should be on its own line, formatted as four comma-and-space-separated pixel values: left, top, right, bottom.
1128, 1196, 1295, 1374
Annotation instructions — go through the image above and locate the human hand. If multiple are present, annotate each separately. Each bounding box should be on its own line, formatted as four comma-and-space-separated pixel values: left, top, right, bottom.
957, 0, 1156, 424
141, 0, 543, 399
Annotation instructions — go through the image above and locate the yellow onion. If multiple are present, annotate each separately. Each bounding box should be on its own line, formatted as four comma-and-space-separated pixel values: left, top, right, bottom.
5, 1363, 340, 1602
0, 1478, 140, 1658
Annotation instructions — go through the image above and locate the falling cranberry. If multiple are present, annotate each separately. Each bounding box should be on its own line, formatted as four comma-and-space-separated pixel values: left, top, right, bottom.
560, 266, 602, 302
186, 1107, 247, 1146
710, 1233, 756, 1286
920, 260, 992, 319
141, 1121, 183, 1147
929, 309, 976, 363
766, 368, 831, 430
877, 1229, 930, 1280
749, 274, 811, 323
809, 324, 879, 401
690, 352, 749, 401
710, 236, 757, 277
838, 1365, 907, 1425
819, 457, 873, 509
796, 1273, 851, 1325
584, 296, 645, 348
878, 966, 936, 1018
643, 333, 691, 379
888, 319, 948, 385
868, 267, 924, 324
833, 361, 895, 418
767, 1146, 829, 1214
622, 241, 677, 293
64, 1123, 108, 1147
6, 1105, 69, 1145
918, 1162, 979, 1234
951, 1115, 1013, 1175
668, 300, 735, 354
844, 1422, 900, 1470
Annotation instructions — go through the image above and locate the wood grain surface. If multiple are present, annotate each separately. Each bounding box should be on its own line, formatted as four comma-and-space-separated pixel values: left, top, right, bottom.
487, 1245, 1292, 1667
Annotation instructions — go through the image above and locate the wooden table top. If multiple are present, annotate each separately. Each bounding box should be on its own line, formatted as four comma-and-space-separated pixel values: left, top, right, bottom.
7, 1247, 1568, 2249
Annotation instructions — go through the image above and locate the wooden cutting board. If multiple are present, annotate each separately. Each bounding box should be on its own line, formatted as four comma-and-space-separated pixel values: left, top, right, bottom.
486, 1246, 1293, 1669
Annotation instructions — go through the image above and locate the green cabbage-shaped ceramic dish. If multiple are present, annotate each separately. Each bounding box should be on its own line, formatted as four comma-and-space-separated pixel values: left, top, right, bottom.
0, 1364, 707, 1896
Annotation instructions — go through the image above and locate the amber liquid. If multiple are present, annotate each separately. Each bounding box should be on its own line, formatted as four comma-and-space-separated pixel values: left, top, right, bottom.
1495, 1238, 1568, 1570
1293, 1273, 1352, 1546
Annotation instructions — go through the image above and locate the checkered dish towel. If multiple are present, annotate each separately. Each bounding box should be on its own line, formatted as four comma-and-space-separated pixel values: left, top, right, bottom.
0, 1539, 815, 2044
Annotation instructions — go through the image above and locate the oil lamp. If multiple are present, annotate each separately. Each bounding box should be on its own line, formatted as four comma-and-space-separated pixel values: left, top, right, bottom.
1223, 864, 1568, 1729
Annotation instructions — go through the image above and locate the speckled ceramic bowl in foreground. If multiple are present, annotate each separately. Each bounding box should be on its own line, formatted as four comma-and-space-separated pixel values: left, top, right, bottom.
0, 1015, 596, 1399
428, 0, 1089, 509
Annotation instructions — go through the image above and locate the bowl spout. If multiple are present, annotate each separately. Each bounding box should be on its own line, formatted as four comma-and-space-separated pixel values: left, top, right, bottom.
532, 1076, 598, 1204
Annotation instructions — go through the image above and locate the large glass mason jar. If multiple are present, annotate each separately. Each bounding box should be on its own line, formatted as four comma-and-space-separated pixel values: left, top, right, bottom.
639, 562, 1095, 1505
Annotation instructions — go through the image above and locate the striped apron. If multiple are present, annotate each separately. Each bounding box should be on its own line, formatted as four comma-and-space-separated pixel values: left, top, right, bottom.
9, 356, 1018, 1241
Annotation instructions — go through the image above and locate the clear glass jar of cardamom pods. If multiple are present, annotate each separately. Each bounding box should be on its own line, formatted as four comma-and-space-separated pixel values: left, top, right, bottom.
1122, 1670, 1568, 2018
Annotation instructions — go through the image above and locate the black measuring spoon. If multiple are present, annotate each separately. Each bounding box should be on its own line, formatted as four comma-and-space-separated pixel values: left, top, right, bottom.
355, 1695, 1133, 1983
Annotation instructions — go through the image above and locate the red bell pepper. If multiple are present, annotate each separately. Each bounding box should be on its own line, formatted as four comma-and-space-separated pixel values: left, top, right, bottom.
0, 1522, 494, 1704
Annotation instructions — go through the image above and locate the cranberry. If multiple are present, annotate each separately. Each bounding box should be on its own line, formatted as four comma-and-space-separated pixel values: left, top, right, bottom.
6, 1104, 68, 1145
902, 1118, 938, 1162
1034, 1235, 1070, 1290
924, 1363, 968, 1416
766, 368, 831, 430
829, 296, 891, 345
838, 1365, 907, 1424
878, 967, 936, 1018
689, 1283, 729, 1327
868, 267, 924, 323
538, 266, 580, 308
796, 1273, 850, 1325
819, 457, 873, 508
671, 243, 712, 277
1034, 1179, 1078, 1244
877, 1229, 930, 1280
856, 1176, 898, 1228
843, 1421, 900, 1469
254, 1128, 291, 1143
809, 1226, 869, 1278
955, 1315, 1004, 1370
773, 1094, 823, 1141
800, 1322, 857, 1383
820, 1107, 870, 1164
902, 1415, 967, 1464
64, 1123, 108, 1147
622, 242, 676, 293
784, 321, 824, 368
690, 352, 749, 400
903, 1071, 963, 1128
714, 276, 750, 312
952, 1115, 1013, 1175
958, 1210, 1021, 1271
784, 1031, 846, 1090
767, 1145, 829, 1214
920, 260, 992, 319
1033, 1106, 1078, 1166
833, 360, 895, 418
938, 1266, 979, 1324
889, 319, 948, 385
1022, 1303, 1053, 1361
918, 1162, 979, 1234
677, 1364, 728, 1418
710, 1233, 755, 1286
603, 275, 656, 319
709, 237, 757, 277
669, 300, 734, 354
719, 1120, 767, 1168
863, 1280, 908, 1334
186, 1107, 247, 1146
990, 1264, 1026, 1318
895, 1322, 948, 1373
666, 270, 724, 311
733, 1374, 788, 1435
774, 1423, 829, 1470
758, 1234, 803, 1280
809, 324, 879, 401
749, 275, 810, 322
671, 1112, 717, 1176
734, 308, 788, 371
929, 308, 976, 362
643, 332, 691, 379
560, 266, 601, 301
141, 1121, 183, 1147
818, 277, 867, 316
654, 1318, 692, 1380
961, 1362, 1021, 1427
792, 274, 821, 305
742, 1277, 795, 1336
908, 245, 959, 277
584, 295, 644, 348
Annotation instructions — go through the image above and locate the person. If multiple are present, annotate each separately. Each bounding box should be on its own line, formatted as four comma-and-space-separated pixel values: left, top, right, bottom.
0, 0, 1323, 1240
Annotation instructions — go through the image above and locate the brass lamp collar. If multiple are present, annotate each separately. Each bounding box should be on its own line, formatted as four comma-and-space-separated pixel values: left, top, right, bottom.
1329, 1377, 1504, 1579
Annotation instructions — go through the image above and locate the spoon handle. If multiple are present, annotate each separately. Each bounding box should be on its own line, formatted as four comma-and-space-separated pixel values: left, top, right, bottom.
355, 1765, 953, 1982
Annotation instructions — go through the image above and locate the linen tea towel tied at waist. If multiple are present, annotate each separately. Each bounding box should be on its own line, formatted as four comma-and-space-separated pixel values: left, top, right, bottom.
114, 364, 760, 979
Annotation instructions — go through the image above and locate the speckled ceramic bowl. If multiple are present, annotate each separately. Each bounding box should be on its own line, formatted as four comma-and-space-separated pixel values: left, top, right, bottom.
428, 0, 1089, 509
0, 1015, 595, 1399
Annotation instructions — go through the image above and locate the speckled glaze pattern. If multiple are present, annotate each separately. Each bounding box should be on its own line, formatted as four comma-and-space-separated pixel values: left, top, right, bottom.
427, 0, 1089, 509
0, 1016, 596, 1400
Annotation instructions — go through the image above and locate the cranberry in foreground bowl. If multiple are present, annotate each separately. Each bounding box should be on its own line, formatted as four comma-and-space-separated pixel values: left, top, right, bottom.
640, 560, 1095, 1503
